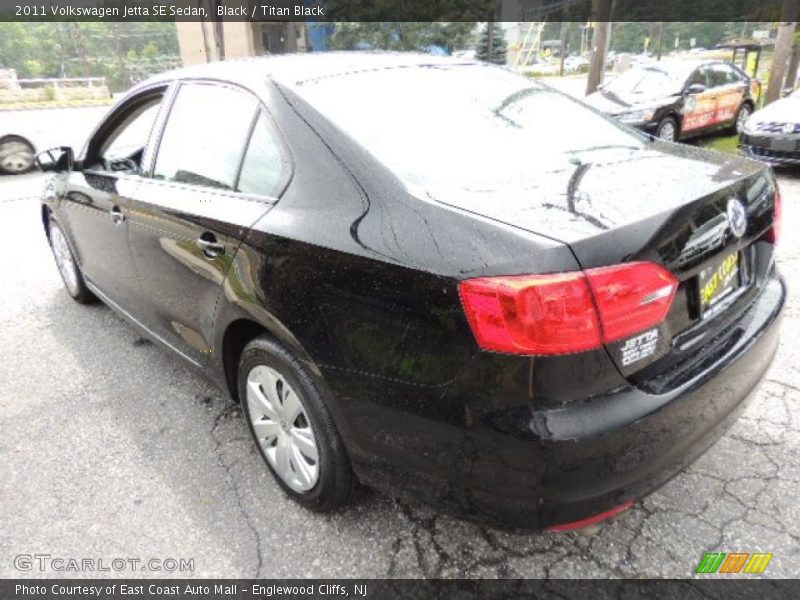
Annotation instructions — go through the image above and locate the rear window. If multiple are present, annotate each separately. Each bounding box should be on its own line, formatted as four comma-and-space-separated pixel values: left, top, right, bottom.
292, 64, 648, 192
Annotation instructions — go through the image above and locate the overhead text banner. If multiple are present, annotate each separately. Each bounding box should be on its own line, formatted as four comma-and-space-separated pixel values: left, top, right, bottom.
1, 0, 789, 23
2, 579, 800, 600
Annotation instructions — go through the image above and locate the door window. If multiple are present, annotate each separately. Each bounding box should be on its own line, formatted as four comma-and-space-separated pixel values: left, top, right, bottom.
154, 83, 257, 190
237, 112, 288, 197
95, 96, 163, 173
709, 64, 738, 88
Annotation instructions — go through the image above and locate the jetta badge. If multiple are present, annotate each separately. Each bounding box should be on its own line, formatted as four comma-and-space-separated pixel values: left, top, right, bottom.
727, 198, 747, 238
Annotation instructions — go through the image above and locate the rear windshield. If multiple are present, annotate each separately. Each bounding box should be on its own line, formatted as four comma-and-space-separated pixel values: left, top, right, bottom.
292, 63, 647, 192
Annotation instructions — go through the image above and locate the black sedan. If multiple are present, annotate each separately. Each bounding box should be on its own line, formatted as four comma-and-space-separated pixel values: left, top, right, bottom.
740, 89, 800, 165
38, 54, 783, 531
586, 59, 758, 142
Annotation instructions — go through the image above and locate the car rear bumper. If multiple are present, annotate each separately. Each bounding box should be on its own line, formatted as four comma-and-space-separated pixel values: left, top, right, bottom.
335, 275, 784, 530
485, 275, 785, 529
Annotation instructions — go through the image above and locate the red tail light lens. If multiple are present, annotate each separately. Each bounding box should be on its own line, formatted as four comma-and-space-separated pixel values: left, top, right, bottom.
764, 190, 781, 244
459, 262, 678, 356
585, 262, 678, 343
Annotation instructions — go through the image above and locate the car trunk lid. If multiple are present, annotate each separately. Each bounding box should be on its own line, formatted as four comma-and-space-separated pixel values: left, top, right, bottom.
429, 143, 778, 388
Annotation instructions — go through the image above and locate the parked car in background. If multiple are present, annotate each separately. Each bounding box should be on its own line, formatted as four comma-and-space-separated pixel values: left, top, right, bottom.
38, 54, 783, 530
586, 59, 759, 141
740, 88, 800, 166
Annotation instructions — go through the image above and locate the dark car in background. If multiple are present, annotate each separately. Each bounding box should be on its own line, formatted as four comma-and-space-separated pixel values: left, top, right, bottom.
740, 88, 800, 165
38, 54, 783, 531
586, 59, 759, 142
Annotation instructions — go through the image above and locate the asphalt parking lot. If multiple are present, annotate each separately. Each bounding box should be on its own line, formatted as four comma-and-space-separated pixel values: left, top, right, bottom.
1, 145, 799, 579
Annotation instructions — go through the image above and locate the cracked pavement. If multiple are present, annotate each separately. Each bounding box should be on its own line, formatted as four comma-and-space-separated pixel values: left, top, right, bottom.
0, 168, 798, 579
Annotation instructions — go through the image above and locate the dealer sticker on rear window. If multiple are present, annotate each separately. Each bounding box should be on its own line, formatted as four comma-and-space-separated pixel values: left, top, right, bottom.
619, 328, 659, 367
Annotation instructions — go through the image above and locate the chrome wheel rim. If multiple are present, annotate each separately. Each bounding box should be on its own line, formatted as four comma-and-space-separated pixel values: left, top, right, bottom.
658, 121, 676, 141
736, 106, 751, 134
50, 224, 79, 295
0, 141, 34, 173
246, 365, 319, 492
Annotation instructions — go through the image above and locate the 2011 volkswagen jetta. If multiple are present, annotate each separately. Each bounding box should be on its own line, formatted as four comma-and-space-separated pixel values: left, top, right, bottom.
38, 54, 784, 531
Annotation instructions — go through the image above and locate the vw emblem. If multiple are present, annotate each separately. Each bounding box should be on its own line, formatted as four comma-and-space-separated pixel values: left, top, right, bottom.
726, 198, 747, 238
783, 122, 796, 135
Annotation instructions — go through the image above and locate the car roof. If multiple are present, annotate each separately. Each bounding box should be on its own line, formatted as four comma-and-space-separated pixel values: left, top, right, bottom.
139, 52, 479, 90
629, 58, 731, 77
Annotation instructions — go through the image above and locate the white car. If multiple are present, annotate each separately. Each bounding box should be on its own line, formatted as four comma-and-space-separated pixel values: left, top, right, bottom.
0, 105, 110, 175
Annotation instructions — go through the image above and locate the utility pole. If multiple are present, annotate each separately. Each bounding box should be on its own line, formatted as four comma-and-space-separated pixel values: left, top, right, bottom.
586, 0, 613, 96
656, 22, 664, 61
766, 0, 800, 104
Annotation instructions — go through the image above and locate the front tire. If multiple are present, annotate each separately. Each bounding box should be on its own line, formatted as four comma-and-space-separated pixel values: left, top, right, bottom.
656, 116, 679, 142
239, 336, 355, 511
48, 217, 96, 304
0, 136, 35, 175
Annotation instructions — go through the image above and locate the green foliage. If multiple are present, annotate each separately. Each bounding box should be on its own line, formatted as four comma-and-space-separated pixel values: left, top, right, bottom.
0, 21, 179, 91
329, 22, 476, 53
609, 22, 773, 54
475, 24, 508, 64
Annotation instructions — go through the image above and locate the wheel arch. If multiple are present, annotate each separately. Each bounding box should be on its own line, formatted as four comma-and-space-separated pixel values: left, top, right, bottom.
217, 311, 323, 405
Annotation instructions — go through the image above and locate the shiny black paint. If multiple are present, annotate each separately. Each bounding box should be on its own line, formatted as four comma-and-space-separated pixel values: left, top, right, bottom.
42, 55, 784, 529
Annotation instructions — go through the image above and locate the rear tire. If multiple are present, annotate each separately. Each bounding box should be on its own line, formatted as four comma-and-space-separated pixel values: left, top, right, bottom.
0, 136, 35, 175
239, 336, 355, 512
732, 102, 753, 135
656, 116, 679, 142
48, 217, 96, 304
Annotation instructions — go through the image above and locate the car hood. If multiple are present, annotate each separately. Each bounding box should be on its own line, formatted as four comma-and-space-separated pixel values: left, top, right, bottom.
748, 96, 800, 125
584, 89, 673, 114
428, 141, 768, 271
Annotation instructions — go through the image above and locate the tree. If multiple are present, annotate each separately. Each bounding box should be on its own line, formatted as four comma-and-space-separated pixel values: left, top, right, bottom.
329, 23, 475, 53
475, 23, 507, 64
586, 0, 613, 95
766, 0, 800, 104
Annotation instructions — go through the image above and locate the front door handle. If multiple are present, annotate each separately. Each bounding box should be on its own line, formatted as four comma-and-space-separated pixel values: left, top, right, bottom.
110, 205, 125, 225
196, 234, 225, 259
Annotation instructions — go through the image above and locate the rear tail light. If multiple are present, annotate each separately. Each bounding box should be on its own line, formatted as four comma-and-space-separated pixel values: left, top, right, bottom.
764, 189, 781, 244
459, 262, 678, 356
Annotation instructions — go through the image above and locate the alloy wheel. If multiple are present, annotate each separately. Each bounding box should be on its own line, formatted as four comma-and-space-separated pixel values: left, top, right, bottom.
50, 224, 80, 296
658, 121, 676, 141
0, 140, 34, 174
246, 365, 320, 492
736, 105, 752, 134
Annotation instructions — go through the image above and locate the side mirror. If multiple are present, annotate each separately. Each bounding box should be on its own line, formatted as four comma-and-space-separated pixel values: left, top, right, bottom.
686, 83, 706, 95
35, 146, 74, 172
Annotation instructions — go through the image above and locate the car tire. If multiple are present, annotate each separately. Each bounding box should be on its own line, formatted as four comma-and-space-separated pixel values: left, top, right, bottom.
48, 217, 97, 304
732, 102, 753, 135
238, 336, 355, 512
656, 116, 679, 142
0, 136, 35, 175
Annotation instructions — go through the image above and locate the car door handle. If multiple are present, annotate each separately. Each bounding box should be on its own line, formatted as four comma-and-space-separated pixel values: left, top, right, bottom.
196, 234, 225, 259
110, 205, 125, 225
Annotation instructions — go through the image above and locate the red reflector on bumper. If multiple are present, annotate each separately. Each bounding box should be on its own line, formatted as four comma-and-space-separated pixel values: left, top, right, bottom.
546, 500, 636, 532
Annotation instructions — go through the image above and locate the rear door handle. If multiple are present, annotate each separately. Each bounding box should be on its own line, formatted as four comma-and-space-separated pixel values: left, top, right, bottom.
196, 234, 225, 259
110, 205, 125, 225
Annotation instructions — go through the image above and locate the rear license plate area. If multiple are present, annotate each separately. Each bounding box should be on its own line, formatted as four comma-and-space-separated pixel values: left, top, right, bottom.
697, 251, 741, 318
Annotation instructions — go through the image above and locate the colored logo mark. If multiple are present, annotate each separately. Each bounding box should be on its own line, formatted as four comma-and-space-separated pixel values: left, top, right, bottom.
696, 552, 773, 574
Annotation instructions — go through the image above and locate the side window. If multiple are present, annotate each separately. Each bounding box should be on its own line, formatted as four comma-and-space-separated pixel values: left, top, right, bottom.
687, 67, 710, 90
710, 64, 737, 88
154, 83, 257, 190
96, 96, 162, 172
237, 112, 288, 197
